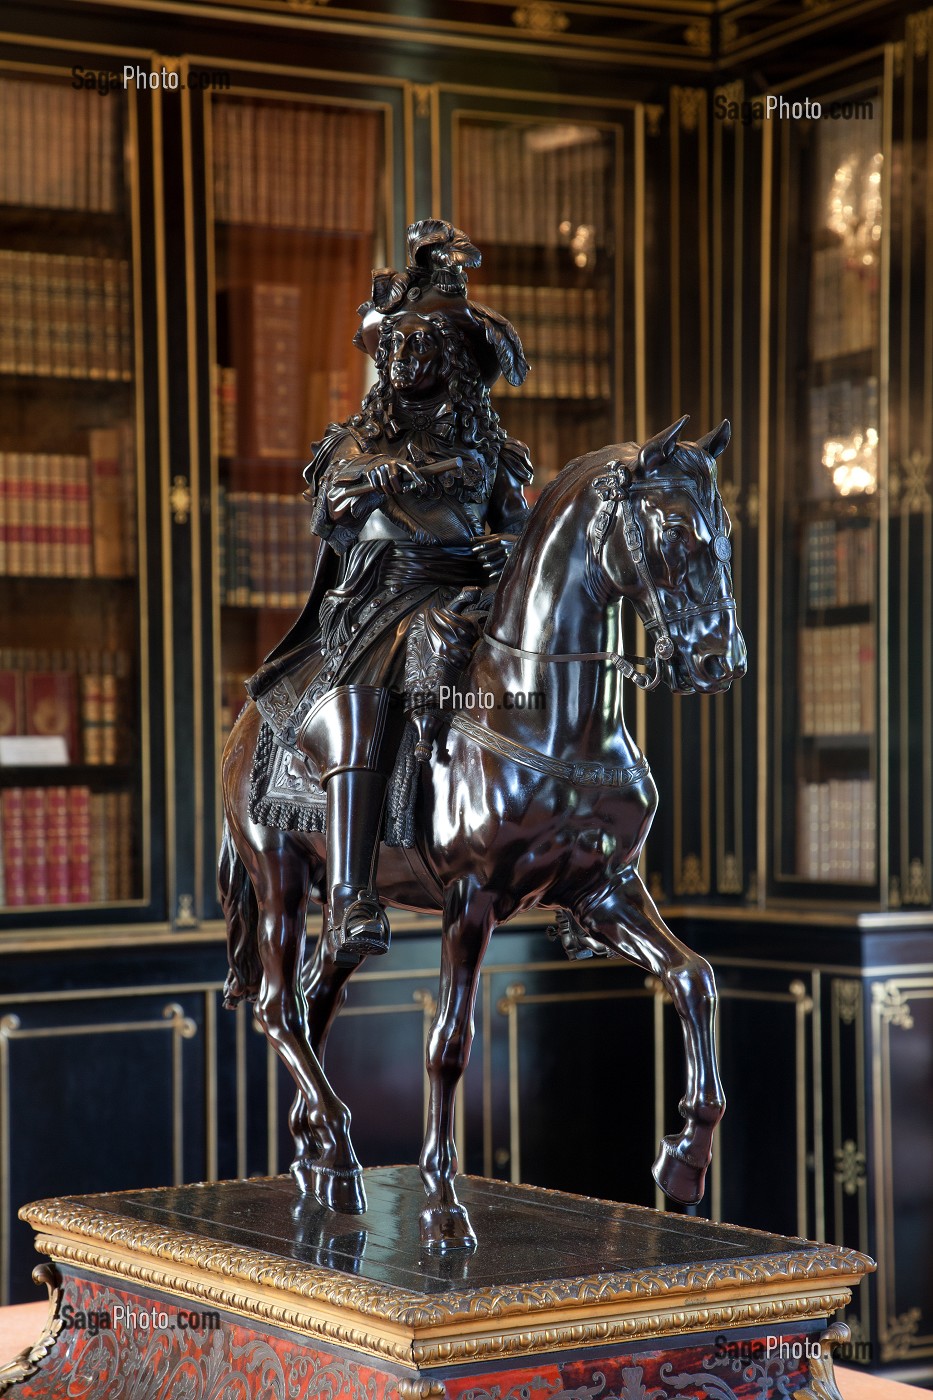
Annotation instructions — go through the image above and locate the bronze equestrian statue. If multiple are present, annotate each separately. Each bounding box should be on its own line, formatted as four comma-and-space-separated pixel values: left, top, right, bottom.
220, 219, 747, 1252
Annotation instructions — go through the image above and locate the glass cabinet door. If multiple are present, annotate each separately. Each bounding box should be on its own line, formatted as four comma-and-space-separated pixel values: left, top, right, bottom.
768, 71, 886, 897
447, 103, 630, 499
207, 91, 391, 746
0, 66, 149, 915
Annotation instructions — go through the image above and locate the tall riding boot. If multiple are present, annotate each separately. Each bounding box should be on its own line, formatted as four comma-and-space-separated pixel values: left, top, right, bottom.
325, 767, 391, 965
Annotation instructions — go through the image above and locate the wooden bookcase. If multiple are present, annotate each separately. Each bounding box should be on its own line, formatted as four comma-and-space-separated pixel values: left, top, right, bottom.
452, 112, 621, 497
0, 69, 149, 916
765, 63, 886, 903
207, 93, 391, 747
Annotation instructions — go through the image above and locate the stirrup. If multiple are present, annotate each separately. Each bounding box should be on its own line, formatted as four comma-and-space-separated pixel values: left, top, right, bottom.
332, 891, 391, 964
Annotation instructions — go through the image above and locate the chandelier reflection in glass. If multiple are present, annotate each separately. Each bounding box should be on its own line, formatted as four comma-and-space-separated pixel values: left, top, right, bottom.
822, 426, 879, 497
825, 149, 883, 268
821, 145, 883, 495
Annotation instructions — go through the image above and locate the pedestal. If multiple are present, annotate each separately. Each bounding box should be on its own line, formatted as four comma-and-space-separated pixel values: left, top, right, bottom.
0, 1167, 874, 1399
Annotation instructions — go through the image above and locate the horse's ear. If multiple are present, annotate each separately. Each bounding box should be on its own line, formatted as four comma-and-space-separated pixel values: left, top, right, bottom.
696, 419, 731, 459
637, 415, 689, 470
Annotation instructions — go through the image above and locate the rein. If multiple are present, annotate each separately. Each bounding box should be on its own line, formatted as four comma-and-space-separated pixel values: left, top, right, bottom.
480, 631, 666, 690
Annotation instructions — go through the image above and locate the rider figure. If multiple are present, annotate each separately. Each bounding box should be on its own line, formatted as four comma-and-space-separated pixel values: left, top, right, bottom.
247, 220, 533, 965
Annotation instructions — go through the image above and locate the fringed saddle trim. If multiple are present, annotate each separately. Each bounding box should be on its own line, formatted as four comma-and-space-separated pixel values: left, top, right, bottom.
248, 719, 419, 847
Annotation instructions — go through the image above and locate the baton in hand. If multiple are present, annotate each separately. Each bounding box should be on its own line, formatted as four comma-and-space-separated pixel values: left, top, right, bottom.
340, 456, 463, 498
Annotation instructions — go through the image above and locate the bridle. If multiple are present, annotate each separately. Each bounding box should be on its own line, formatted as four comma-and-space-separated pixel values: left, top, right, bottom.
485, 459, 735, 691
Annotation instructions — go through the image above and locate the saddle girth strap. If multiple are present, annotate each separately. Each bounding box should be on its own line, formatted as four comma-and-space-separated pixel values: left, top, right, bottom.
448, 711, 650, 789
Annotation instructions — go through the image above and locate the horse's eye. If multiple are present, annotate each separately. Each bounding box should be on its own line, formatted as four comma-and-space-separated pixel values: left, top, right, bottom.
663, 525, 686, 545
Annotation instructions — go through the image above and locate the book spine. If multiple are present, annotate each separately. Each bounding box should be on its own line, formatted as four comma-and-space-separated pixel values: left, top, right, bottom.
6, 453, 22, 575
1, 789, 27, 907
45, 785, 71, 903
0, 251, 15, 373
48, 453, 67, 573
117, 790, 133, 900
14, 250, 34, 374
233, 493, 251, 605
34, 453, 52, 567
247, 491, 264, 605
89, 427, 126, 576
80, 667, 104, 763
67, 785, 92, 903
213, 101, 229, 222
22, 788, 49, 906
264, 492, 282, 608
29, 666, 79, 761
67, 255, 88, 378
0, 658, 23, 737
90, 791, 107, 901
100, 668, 119, 764
32, 252, 53, 376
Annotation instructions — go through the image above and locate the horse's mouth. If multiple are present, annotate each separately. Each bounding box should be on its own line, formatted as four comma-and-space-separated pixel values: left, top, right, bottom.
669, 656, 696, 694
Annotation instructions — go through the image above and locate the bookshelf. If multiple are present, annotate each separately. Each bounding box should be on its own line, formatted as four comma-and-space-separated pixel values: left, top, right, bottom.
452, 115, 619, 498
0, 71, 143, 912
209, 94, 389, 744
769, 83, 884, 895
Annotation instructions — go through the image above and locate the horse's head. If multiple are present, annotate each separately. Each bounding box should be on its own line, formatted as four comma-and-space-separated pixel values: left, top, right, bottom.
589, 416, 747, 695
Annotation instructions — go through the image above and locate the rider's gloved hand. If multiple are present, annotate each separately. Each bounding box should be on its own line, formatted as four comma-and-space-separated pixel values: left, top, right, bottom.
472, 533, 518, 580
366, 459, 427, 497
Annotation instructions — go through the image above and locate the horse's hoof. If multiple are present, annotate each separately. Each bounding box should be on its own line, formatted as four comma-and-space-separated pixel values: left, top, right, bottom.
291, 1158, 367, 1215
652, 1137, 708, 1206
419, 1204, 477, 1253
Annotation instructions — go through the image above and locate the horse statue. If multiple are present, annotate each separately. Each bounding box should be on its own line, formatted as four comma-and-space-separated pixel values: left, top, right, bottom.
219, 413, 746, 1253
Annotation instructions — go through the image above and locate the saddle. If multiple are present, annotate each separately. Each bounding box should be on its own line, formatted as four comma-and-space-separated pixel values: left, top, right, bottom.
248, 590, 486, 847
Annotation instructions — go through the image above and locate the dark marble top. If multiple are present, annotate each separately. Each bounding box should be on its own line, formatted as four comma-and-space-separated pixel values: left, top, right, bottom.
57, 1167, 854, 1300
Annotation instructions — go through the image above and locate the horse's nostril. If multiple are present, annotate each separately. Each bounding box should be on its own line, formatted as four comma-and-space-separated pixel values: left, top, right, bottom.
701, 653, 727, 682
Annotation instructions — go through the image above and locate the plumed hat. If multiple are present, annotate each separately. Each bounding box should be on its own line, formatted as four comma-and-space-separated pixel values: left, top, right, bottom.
353, 219, 530, 389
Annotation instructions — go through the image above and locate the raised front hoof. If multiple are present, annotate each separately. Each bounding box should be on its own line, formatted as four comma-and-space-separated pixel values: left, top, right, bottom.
291, 1157, 367, 1215
652, 1137, 708, 1206
419, 1204, 477, 1254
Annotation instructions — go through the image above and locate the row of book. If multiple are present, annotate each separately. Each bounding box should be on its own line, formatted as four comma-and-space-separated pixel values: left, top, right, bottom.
810, 247, 879, 362
799, 623, 875, 736
476, 283, 612, 400
212, 99, 381, 232
0, 430, 137, 577
0, 786, 133, 907
0, 650, 131, 766
803, 518, 874, 608
458, 121, 611, 250
217, 284, 305, 459
213, 361, 356, 461
796, 779, 876, 883
0, 250, 133, 380
0, 77, 120, 214
219, 489, 314, 608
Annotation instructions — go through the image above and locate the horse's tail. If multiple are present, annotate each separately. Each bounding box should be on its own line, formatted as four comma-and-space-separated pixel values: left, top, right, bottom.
219, 817, 262, 1009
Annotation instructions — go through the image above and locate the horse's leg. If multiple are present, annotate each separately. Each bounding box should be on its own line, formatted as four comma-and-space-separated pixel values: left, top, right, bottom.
288, 899, 361, 1163
419, 878, 495, 1252
251, 847, 366, 1214
575, 870, 725, 1205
